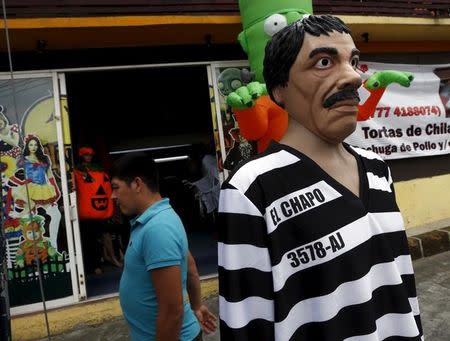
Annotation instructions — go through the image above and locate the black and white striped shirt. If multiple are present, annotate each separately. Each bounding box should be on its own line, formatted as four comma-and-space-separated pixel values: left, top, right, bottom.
218, 141, 423, 341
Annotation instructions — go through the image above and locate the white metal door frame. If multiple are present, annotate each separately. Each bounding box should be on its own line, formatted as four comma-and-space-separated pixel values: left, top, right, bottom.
55, 72, 87, 301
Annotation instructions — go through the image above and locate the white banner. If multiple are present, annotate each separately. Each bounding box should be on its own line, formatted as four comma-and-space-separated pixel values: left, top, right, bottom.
347, 62, 450, 159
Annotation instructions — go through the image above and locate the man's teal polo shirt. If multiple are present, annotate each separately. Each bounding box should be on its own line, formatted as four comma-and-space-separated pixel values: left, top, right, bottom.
119, 198, 200, 340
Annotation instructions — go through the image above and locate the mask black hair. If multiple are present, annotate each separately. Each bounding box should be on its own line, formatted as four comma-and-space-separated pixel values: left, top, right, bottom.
263, 15, 351, 105
110, 152, 159, 192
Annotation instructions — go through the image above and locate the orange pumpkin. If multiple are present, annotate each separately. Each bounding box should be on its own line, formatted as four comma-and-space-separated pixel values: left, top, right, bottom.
74, 170, 113, 220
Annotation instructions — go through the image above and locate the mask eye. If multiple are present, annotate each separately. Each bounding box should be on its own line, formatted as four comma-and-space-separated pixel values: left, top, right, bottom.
230, 79, 242, 90
351, 56, 359, 69
315, 57, 333, 69
264, 14, 288, 37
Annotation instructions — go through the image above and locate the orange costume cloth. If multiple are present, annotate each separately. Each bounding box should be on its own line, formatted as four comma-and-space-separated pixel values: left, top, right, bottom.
233, 95, 288, 153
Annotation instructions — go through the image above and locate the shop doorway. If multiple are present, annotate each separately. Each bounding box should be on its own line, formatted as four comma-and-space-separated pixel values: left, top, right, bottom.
65, 66, 219, 298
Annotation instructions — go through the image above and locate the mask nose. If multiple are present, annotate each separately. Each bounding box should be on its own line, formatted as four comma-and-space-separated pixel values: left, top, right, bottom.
337, 63, 363, 90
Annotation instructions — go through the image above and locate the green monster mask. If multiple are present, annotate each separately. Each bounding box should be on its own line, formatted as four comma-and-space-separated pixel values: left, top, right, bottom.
238, 0, 313, 83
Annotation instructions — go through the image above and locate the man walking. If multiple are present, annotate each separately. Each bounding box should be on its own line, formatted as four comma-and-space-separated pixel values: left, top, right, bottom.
111, 153, 215, 340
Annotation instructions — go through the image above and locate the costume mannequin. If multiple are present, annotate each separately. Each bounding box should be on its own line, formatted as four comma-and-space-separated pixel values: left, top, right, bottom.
75, 147, 121, 274
218, 15, 422, 340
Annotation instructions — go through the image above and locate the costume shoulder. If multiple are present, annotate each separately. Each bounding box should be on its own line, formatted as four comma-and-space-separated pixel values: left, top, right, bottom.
348, 144, 393, 184
223, 142, 300, 193
348, 144, 385, 162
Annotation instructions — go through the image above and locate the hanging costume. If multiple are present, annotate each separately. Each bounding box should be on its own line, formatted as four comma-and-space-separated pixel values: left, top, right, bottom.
74, 147, 113, 220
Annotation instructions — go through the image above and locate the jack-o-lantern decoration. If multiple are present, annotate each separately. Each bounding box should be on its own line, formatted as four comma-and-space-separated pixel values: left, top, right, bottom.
74, 170, 113, 220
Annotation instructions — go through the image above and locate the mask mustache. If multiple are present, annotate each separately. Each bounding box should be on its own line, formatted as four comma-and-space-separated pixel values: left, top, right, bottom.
323, 89, 360, 109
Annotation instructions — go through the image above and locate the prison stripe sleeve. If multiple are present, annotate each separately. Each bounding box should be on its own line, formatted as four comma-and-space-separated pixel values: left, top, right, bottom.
218, 184, 275, 340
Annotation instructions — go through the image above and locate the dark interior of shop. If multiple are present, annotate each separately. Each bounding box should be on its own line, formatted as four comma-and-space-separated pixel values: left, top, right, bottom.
66, 66, 218, 297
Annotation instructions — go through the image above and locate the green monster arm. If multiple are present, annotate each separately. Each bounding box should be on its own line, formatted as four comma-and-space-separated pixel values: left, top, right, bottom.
365, 70, 414, 90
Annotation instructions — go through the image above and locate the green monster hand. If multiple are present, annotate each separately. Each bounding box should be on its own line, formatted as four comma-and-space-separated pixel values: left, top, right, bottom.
227, 81, 268, 110
365, 70, 414, 90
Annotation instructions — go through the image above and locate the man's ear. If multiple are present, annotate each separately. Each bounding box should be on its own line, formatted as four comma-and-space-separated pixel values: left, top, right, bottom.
133, 177, 143, 192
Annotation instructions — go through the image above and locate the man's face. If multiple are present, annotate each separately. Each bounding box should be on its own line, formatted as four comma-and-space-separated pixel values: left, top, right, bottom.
274, 31, 362, 143
111, 177, 139, 216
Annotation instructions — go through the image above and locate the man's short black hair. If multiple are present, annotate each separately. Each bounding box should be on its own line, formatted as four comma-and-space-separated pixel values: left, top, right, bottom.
111, 152, 159, 192
263, 15, 351, 104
